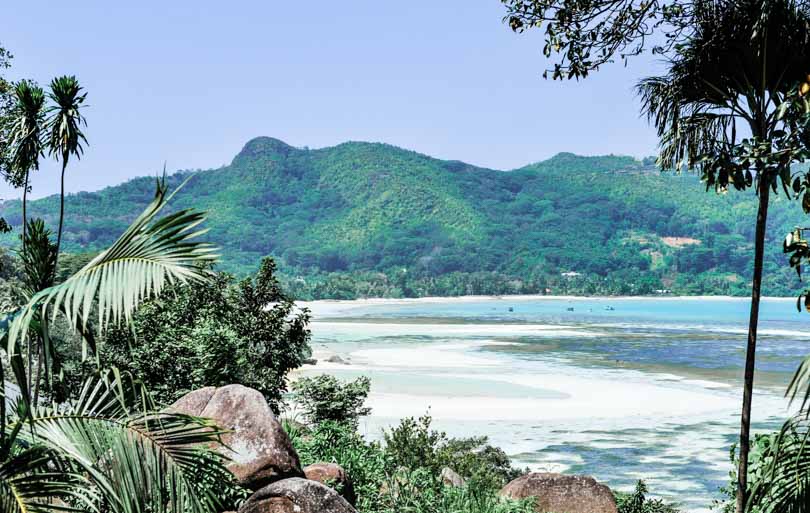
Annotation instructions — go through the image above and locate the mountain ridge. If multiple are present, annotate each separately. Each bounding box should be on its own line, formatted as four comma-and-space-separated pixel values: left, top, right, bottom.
0, 137, 804, 298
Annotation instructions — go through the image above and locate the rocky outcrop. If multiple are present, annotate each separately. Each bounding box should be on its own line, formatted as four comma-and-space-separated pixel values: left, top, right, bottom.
304, 463, 356, 505
500, 473, 617, 513
168, 384, 303, 490
440, 467, 466, 487
238, 478, 357, 513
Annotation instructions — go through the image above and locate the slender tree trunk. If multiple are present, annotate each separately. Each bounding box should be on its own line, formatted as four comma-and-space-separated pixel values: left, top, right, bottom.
736, 183, 770, 513
32, 338, 43, 408
23, 171, 31, 392
54, 160, 66, 271
22, 170, 28, 252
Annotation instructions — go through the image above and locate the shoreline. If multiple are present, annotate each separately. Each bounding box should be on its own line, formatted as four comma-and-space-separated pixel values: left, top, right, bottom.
297, 296, 801, 512
299, 293, 795, 309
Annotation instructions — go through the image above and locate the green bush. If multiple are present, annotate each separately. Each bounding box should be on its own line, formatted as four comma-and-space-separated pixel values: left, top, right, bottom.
287, 420, 389, 513
285, 402, 532, 513
386, 467, 534, 513
292, 375, 372, 427
384, 413, 525, 491
97, 257, 311, 410
616, 481, 681, 513
713, 434, 782, 513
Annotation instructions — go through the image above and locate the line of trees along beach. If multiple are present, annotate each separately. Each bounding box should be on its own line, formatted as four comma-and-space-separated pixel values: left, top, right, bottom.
4, 0, 810, 512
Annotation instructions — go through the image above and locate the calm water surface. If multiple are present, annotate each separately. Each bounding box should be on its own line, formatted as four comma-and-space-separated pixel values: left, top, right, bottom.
300, 297, 810, 512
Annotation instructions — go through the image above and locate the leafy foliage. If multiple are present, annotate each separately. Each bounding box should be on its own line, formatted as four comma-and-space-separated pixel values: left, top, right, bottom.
713, 435, 782, 513
288, 420, 390, 512
6, 178, 217, 366
287, 413, 533, 513
0, 44, 14, 185
747, 411, 810, 512
0, 180, 234, 513
45, 76, 87, 167
293, 375, 372, 427
384, 413, 525, 491
384, 468, 535, 513
17, 372, 231, 513
616, 481, 681, 513
7, 81, 45, 187
95, 257, 311, 410
501, 0, 691, 79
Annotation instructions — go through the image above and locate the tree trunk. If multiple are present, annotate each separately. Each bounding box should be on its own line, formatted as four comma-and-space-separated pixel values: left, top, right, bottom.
22, 172, 31, 393
736, 183, 770, 513
54, 161, 66, 272
22, 170, 28, 251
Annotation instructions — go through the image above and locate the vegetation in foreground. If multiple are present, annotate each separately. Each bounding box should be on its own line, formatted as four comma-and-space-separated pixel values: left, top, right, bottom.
288, 375, 681, 513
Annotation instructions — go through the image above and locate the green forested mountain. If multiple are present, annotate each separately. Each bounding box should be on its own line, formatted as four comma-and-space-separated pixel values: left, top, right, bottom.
1, 136, 807, 298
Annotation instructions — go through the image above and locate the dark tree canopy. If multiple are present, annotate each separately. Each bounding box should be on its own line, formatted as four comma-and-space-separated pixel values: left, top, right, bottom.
0, 44, 13, 182
502, 0, 693, 79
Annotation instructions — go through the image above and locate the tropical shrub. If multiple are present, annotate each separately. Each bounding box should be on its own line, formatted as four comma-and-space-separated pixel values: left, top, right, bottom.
288, 420, 389, 512
287, 418, 534, 513
384, 413, 525, 491
94, 257, 311, 410
293, 374, 372, 427
616, 481, 681, 513
713, 435, 778, 513
386, 467, 535, 513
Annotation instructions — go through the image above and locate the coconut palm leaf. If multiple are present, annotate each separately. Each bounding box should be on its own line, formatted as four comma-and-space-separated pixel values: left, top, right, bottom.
15, 371, 229, 513
0, 446, 98, 513
6, 177, 217, 357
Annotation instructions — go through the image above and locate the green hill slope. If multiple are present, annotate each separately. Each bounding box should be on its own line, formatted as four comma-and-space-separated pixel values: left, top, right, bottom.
1, 137, 807, 298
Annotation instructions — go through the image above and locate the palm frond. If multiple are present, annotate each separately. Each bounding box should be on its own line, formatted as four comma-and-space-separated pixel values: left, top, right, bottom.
6, 177, 217, 356
747, 410, 810, 512
18, 218, 57, 298
636, 0, 810, 173
45, 76, 86, 165
0, 446, 98, 513
8, 80, 45, 179
16, 372, 229, 513
786, 355, 810, 411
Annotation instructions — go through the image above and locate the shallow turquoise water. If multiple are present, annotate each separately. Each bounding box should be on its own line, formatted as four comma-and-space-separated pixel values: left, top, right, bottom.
301, 297, 810, 512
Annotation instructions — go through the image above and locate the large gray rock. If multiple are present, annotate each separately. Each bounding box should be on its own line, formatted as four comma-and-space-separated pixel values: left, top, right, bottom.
168, 384, 303, 490
500, 473, 617, 513
441, 467, 466, 487
238, 478, 357, 513
304, 462, 356, 505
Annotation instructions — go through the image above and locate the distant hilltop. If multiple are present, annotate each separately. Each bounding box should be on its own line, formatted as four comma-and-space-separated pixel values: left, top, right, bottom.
0, 137, 803, 298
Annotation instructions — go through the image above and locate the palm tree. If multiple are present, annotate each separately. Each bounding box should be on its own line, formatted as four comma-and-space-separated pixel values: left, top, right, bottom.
8, 80, 45, 252
7, 81, 45, 395
636, 1, 810, 511
1, 178, 223, 513
45, 76, 86, 267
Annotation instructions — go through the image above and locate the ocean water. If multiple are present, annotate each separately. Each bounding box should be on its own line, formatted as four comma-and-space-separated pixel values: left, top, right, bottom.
298, 296, 810, 512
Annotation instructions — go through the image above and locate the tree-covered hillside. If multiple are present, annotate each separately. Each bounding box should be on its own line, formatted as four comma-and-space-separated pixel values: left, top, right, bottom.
1, 136, 807, 298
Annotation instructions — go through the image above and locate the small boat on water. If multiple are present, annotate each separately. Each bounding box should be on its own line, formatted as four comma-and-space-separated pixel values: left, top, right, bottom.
605, 306, 615, 311
566, 307, 574, 311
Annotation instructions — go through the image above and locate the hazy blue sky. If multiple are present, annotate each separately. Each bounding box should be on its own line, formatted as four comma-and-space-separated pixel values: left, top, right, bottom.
2, 0, 663, 199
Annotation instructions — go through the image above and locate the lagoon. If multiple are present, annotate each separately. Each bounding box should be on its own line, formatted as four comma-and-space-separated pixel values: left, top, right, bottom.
297, 296, 809, 512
